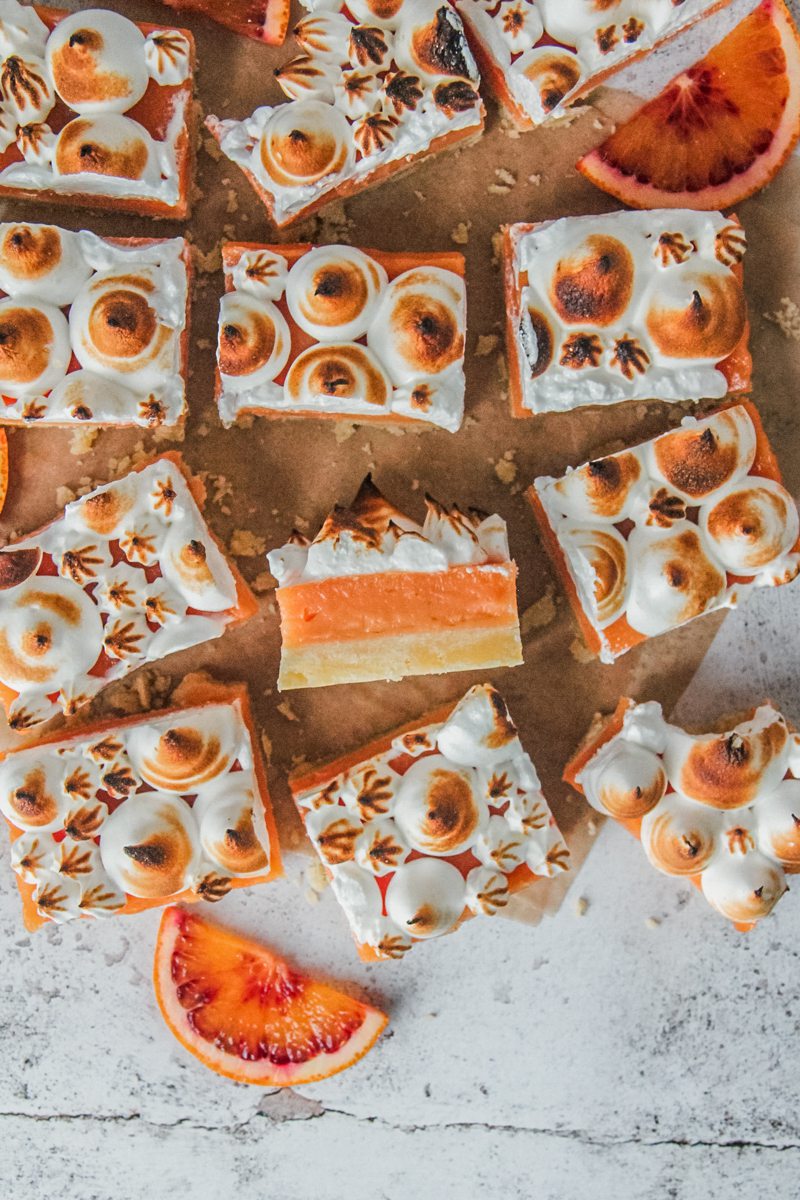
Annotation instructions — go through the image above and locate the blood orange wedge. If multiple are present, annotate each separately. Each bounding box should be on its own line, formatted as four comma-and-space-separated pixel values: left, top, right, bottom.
162, 0, 290, 45
578, 0, 800, 210
154, 907, 388, 1086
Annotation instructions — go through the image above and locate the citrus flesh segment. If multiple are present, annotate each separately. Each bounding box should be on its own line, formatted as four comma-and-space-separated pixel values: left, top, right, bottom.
154, 907, 388, 1085
0, 430, 8, 515
163, 0, 290, 45
578, 0, 800, 209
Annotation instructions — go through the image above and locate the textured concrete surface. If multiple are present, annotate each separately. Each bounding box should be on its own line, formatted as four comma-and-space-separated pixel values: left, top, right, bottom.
1, 0, 799, 1197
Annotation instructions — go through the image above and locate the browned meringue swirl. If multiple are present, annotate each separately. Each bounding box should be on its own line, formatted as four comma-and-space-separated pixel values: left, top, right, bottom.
79, 487, 136, 536
261, 106, 349, 187
704, 484, 795, 570
141, 725, 231, 791
568, 527, 627, 626
50, 29, 131, 109
521, 50, 581, 113
315, 814, 362, 866
285, 344, 390, 408
7, 768, 60, 828
556, 453, 641, 519
296, 259, 372, 330
413, 767, 481, 855
645, 807, 716, 876
122, 807, 195, 898
87, 287, 162, 363
55, 118, 150, 180
0, 306, 55, 385
550, 235, 634, 327
676, 723, 788, 810
218, 306, 283, 377
0, 226, 62, 282
646, 272, 746, 360
652, 413, 749, 500
387, 286, 462, 375
212, 810, 269, 875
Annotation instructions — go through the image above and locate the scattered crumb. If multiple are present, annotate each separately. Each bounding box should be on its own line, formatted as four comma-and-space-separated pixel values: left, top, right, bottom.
496, 352, 508, 384
260, 730, 272, 763
277, 700, 299, 722
294, 515, 310, 532
411, 478, 420, 491
69, 428, 99, 456
575, 896, 590, 917
488, 183, 512, 196
499, 117, 521, 140
413, 190, 425, 202
570, 637, 595, 664
495, 167, 516, 188
527, 173, 542, 186
56, 486, 77, 507
206, 474, 233, 506
464, 414, 478, 428
645, 917, 661, 930
202, 135, 222, 161
225, 189, 239, 214
491, 230, 504, 267
251, 570, 275, 594
334, 422, 357, 443
194, 244, 222, 274
587, 819, 598, 837
520, 588, 556, 636
304, 859, 329, 901
475, 334, 499, 358
152, 423, 185, 445
362, 441, 372, 456
195, 337, 213, 352
451, 220, 471, 245
196, 422, 210, 438
236, 413, 255, 430
765, 297, 800, 341
493, 453, 517, 486
230, 529, 267, 557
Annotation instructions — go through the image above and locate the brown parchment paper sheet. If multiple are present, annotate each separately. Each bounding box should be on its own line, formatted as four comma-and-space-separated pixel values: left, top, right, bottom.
2, 0, 799, 928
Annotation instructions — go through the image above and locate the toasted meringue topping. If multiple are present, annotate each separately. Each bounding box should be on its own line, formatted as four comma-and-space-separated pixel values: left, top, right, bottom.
464, 865, 509, 915
285, 342, 391, 412
286, 245, 387, 341
757, 780, 800, 871
0, 297, 71, 398
394, 0, 477, 85
701, 851, 786, 923
347, 0, 405, 29
0, 52, 53, 123
367, 266, 465, 382
144, 30, 191, 87
437, 684, 522, 768
217, 292, 291, 385
625, 523, 727, 638
100, 791, 201, 899
393, 754, 487, 855
11, 828, 56, 882
493, 0, 543, 55
349, 24, 394, 70
550, 235, 634, 327
193, 775, 269, 876
334, 68, 383, 118
641, 793, 718, 876
563, 525, 629, 629
47, 11, 149, 115
649, 408, 757, 502
33, 869, 82, 923
75, 478, 137, 538
275, 53, 338, 103
230, 248, 288, 301
474, 813, 525, 872
0, 223, 90, 304
0, 575, 102, 691
306, 803, 363, 866
715, 223, 747, 268
294, 11, 352, 59
553, 452, 643, 523
516, 46, 581, 114
581, 741, 667, 820
54, 113, 154, 181
354, 816, 409, 875
0, 755, 66, 832
259, 100, 351, 188
664, 709, 789, 810
645, 270, 747, 361
700, 478, 799, 576
385, 856, 465, 938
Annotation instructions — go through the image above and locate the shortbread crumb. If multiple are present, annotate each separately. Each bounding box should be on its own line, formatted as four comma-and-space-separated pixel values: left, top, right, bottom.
451, 220, 471, 245
277, 700, 299, 722
69, 428, 99, 456
475, 333, 499, 357
575, 896, 590, 917
765, 297, 800, 341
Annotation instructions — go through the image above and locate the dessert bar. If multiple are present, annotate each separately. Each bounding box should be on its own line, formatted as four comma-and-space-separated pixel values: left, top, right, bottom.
504, 209, 751, 416
0, 222, 190, 427
0, 455, 256, 731
565, 698, 799, 929
529, 404, 800, 662
162, 0, 290, 45
292, 683, 569, 959
217, 241, 465, 430
3, 676, 281, 929
268, 474, 523, 689
0, 2, 195, 217
206, 0, 484, 228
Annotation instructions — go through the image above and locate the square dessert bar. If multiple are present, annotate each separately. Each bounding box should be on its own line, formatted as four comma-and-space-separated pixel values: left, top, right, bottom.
2, 676, 282, 930
565, 698, 800, 929
217, 242, 466, 431
456, 0, 731, 129
268, 474, 523, 690
0, 222, 190, 427
504, 209, 751, 417
292, 683, 569, 960
0, 3, 195, 218
206, 0, 484, 228
0, 454, 257, 732
530, 404, 800, 663
162, 0, 290, 45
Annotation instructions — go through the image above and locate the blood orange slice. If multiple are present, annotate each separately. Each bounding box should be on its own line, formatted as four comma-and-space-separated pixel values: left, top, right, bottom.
154, 907, 388, 1085
578, 0, 800, 209
162, 0, 290, 45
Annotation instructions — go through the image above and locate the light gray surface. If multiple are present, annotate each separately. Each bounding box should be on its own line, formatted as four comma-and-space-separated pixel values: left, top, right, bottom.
3, 1, 800, 1197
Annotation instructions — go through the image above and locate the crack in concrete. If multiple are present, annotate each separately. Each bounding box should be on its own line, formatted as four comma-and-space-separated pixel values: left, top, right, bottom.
0, 1106, 797, 1152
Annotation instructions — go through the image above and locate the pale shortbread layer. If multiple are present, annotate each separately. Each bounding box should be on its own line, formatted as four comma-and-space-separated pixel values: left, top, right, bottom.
278, 625, 523, 690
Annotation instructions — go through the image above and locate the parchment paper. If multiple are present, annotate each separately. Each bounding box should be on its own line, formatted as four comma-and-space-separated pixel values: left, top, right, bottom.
0, 0, 797, 929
